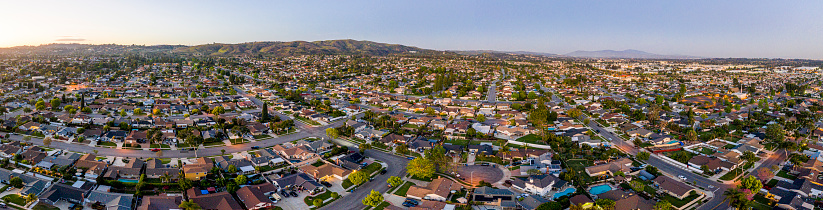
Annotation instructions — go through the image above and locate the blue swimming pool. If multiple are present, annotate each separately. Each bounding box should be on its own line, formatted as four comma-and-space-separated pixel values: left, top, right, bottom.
118, 179, 138, 183
589, 184, 612, 195
553, 188, 576, 199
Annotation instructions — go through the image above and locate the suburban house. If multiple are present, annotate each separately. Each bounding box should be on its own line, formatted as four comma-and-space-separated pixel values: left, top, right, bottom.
73, 154, 110, 179
652, 176, 698, 199
270, 173, 325, 194
472, 186, 517, 209
299, 163, 352, 181
584, 158, 632, 177
137, 195, 182, 210
186, 188, 243, 210
406, 177, 460, 202
236, 183, 278, 210
510, 175, 569, 196
182, 157, 213, 180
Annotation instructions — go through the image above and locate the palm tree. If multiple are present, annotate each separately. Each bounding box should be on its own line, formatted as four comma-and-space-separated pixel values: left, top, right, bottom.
722, 188, 750, 210
160, 172, 172, 183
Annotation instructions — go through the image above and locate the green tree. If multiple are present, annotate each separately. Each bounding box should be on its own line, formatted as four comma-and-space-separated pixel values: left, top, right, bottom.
595, 198, 615, 210
387, 176, 402, 187
35, 99, 46, 110
235, 175, 247, 185
653, 200, 672, 210
636, 152, 650, 160
406, 158, 435, 179
261, 102, 269, 122
536, 202, 563, 210
349, 170, 369, 186
722, 188, 751, 210
326, 127, 339, 139
740, 175, 762, 192
477, 114, 486, 122
227, 165, 237, 173
765, 124, 786, 142
9, 176, 23, 188
50, 98, 61, 110
179, 201, 201, 210
741, 151, 757, 163
211, 106, 225, 115
25, 193, 36, 204
313, 198, 323, 207
362, 190, 384, 207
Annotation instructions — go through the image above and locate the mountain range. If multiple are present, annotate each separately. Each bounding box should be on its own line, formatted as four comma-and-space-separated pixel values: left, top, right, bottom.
0, 40, 698, 59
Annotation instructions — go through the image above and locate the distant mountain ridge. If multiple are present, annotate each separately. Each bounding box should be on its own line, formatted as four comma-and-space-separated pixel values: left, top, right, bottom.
173, 39, 440, 56
564, 49, 699, 59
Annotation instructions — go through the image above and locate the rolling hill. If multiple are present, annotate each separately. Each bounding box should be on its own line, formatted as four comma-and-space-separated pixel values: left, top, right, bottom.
173, 39, 438, 56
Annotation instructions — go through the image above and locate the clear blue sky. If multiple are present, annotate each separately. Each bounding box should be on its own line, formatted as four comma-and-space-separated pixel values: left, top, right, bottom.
1, 0, 821, 59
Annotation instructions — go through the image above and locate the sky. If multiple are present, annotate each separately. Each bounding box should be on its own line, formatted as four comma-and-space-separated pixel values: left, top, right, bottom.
1, 0, 821, 59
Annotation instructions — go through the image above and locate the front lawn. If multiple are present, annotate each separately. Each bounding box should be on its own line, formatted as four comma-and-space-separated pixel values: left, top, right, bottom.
98, 141, 117, 147
2, 194, 27, 206
662, 193, 700, 208
150, 144, 170, 148
393, 181, 415, 196
719, 162, 754, 181
776, 170, 797, 179
304, 190, 333, 205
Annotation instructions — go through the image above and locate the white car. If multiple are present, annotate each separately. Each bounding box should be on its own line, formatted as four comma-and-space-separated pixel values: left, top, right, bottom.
678, 175, 687, 180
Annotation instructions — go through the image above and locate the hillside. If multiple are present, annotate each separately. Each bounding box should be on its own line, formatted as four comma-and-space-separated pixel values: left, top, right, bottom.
173, 39, 438, 56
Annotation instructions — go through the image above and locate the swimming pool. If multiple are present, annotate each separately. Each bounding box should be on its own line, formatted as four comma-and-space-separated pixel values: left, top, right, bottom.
553, 188, 576, 199
589, 184, 612, 195
118, 179, 138, 183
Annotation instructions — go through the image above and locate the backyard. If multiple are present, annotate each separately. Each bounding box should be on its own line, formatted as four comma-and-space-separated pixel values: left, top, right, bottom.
564, 159, 594, 184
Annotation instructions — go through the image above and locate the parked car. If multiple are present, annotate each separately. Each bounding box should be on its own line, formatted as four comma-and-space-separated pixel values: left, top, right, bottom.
251, 146, 260, 149
290, 191, 298, 197
407, 157, 415, 160
380, 169, 387, 175
678, 175, 687, 180
151, 148, 161, 152
280, 191, 289, 197
321, 181, 332, 187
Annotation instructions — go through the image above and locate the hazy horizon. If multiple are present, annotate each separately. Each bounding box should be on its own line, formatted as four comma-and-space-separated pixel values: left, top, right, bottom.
2, 0, 821, 59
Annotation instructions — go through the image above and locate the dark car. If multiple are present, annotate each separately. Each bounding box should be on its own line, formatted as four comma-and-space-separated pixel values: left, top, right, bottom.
380, 169, 387, 175
402, 202, 414, 207
405, 199, 419, 205
481, 163, 490, 166
251, 146, 260, 149
407, 157, 415, 160
290, 191, 298, 197
280, 191, 289, 197
321, 181, 332, 187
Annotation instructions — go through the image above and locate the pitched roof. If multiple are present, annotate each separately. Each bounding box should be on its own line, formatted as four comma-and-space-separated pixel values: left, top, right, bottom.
186, 188, 243, 210
137, 195, 182, 210
235, 183, 277, 209
653, 176, 696, 197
